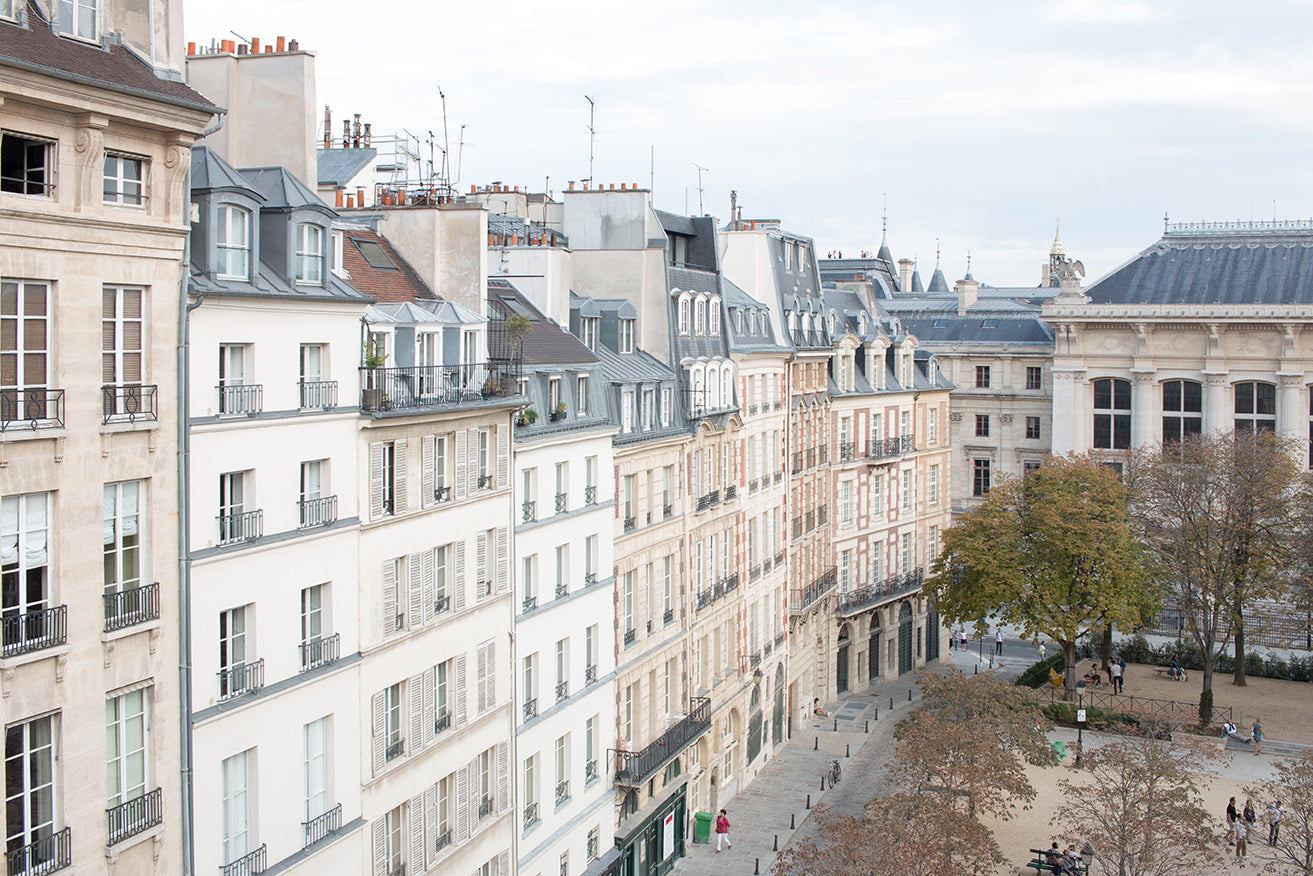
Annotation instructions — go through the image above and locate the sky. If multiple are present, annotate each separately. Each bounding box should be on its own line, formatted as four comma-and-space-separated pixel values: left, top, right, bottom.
184, 0, 1313, 286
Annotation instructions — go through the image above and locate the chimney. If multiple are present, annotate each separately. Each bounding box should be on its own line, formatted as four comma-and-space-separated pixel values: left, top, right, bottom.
335, 189, 344, 208
342, 120, 350, 147
363, 123, 371, 147
276, 35, 286, 52
356, 186, 365, 207
955, 276, 979, 315
288, 39, 299, 51
897, 258, 913, 293
352, 114, 361, 149
250, 37, 259, 52
323, 105, 332, 149
187, 41, 196, 55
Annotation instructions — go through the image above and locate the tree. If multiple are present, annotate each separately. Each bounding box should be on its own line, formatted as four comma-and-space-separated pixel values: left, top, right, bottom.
1134, 432, 1304, 701
1054, 737, 1224, 876
1248, 750, 1313, 876
926, 454, 1150, 693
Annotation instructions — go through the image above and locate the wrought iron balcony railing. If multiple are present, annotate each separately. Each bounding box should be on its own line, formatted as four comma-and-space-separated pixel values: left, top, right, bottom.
302, 804, 342, 849
478, 797, 494, 819
623, 628, 636, 645
724, 485, 737, 501
585, 572, 597, 586
1, 605, 67, 657
586, 759, 599, 782
385, 739, 405, 761
298, 379, 338, 410
218, 509, 262, 545
102, 384, 157, 424
555, 780, 571, 806
524, 802, 540, 830
790, 567, 838, 615
585, 485, 597, 504
298, 495, 337, 529
217, 383, 262, 415
104, 583, 158, 632
1, 387, 65, 431
220, 844, 266, 876
5, 827, 71, 875
556, 680, 569, 702
300, 633, 340, 671
839, 440, 855, 461
623, 516, 636, 532
867, 434, 916, 460
555, 492, 568, 514
435, 709, 451, 734
524, 698, 538, 720
106, 787, 162, 845
663, 608, 674, 624
556, 582, 568, 600
523, 595, 538, 613
837, 568, 924, 616
586, 664, 598, 684
218, 659, 264, 700
522, 500, 536, 523
359, 362, 517, 412
611, 697, 711, 787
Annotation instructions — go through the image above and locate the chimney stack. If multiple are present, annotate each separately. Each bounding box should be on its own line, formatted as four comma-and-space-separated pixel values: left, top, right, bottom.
897, 259, 913, 294
955, 275, 979, 316
323, 105, 332, 149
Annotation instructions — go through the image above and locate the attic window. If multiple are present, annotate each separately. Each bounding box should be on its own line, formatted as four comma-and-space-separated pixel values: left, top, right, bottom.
982, 319, 998, 329
57, 0, 99, 41
619, 319, 635, 354
353, 239, 396, 270
933, 319, 948, 328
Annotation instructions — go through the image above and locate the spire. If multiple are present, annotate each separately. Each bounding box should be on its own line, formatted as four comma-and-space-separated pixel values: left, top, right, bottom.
965, 250, 974, 282
927, 239, 948, 293
1051, 217, 1065, 256
876, 197, 893, 264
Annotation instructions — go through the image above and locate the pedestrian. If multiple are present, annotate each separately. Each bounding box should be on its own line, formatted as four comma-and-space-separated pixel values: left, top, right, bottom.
1235, 817, 1248, 861
1268, 800, 1283, 845
1244, 798, 1256, 831
959, 628, 968, 651
1117, 654, 1127, 689
1226, 797, 1238, 844
714, 808, 732, 852
1252, 719, 1263, 755
995, 627, 1004, 655
1109, 659, 1123, 694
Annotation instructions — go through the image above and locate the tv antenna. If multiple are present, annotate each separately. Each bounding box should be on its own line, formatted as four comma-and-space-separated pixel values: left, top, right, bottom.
585, 95, 596, 186
691, 162, 708, 214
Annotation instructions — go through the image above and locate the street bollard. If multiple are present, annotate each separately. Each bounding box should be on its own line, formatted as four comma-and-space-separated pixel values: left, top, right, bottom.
754, 858, 760, 875
806, 794, 811, 809
865, 719, 870, 732
820, 775, 825, 791
889, 697, 894, 709
974, 664, 978, 675
791, 813, 796, 829
813, 736, 818, 750
908, 689, 912, 702
873, 707, 879, 720
846, 743, 850, 757
774, 835, 779, 851
833, 718, 837, 732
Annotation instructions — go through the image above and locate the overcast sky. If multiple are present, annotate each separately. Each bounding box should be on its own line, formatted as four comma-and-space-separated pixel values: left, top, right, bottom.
185, 0, 1313, 286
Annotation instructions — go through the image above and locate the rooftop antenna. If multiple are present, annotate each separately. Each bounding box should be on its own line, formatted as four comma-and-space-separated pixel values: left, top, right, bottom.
585, 95, 596, 186
650, 145, 655, 192
455, 125, 467, 189
691, 162, 708, 214
437, 86, 451, 197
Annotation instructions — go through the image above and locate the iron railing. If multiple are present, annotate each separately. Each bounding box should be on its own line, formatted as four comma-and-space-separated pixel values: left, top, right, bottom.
556, 581, 568, 600
839, 440, 855, 461
663, 608, 674, 624
359, 362, 517, 412
478, 798, 494, 819
298, 495, 337, 528
522, 500, 536, 523
218, 659, 264, 700
585, 486, 597, 504
220, 844, 267, 876
435, 594, 450, 615
435, 710, 451, 734
300, 633, 340, 671
298, 380, 338, 410
586, 664, 597, 684
433, 485, 451, 503
555, 492, 568, 513
555, 780, 571, 806
1027, 684, 1232, 725
524, 802, 540, 830
1141, 602, 1313, 651
585, 572, 598, 586
386, 739, 405, 761
102, 384, 157, 424
724, 485, 737, 501
749, 478, 759, 492
837, 568, 924, 615
663, 503, 673, 519
0, 388, 64, 431
790, 567, 838, 615
106, 787, 162, 845
867, 434, 916, 460
217, 383, 262, 415
218, 509, 262, 545
435, 830, 452, 851
612, 697, 711, 786
523, 595, 538, 613
5, 826, 71, 875
1, 605, 67, 657
556, 680, 569, 702
524, 699, 538, 720
586, 759, 599, 782
104, 583, 158, 632
623, 516, 636, 532
623, 629, 636, 645
302, 804, 342, 849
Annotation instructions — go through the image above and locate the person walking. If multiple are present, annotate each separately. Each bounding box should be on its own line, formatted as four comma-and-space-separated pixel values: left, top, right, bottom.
1268, 800, 1283, 845
1235, 816, 1249, 862
1117, 654, 1127, 690
995, 627, 1004, 655
1226, 797, 1238, 845
1252, 719, 1263, 755
1244, 798, 1257, 833
1109, 659, 1123, 694
714, 808, 732, 852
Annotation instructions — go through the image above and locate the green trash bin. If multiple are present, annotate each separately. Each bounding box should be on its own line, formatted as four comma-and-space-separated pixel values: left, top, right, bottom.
693, 811, 712, 845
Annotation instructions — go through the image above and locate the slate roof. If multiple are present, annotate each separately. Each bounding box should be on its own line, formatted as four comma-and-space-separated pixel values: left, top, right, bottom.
891, 313, 1054, 346
487, 282, 597, 367
1085, 226, 1313, 305
191, 146, 264, 198
927, 265, 949, 293
654, 209, 697, 235
241, 166, 333, 215
0, 1, 216, 112
340, 227, 436, 303
316, 148, 376, 186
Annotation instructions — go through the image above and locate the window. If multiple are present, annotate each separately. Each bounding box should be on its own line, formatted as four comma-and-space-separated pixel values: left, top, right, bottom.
839, 480, 853, 526
927, 525, 939, 565
555, 545, 568, 596
902, 469, 913, 510
104, 689, 150, 837
927, 464, 939, 506
0, 132, 53, 196
2, 280, 50, 411
476, 639, 496, 713
972, 459, 991, 496
975, 365, 991, 389
295, 223, 324, 286
695, 298, 707, 335
642, 388, 655, 430
100, 286, 146, 420
554, 734, 570, 804
383, 683, 403, 757
300, 460, 333, 527
549, 376, 562, 413
622, 572, 634, 637
619, 319, 635, 353
1093, 378, 1132, 449
221, 750, 252, 865
927, 408, 937, 445
974, 414, 989, 437
1024, 460, 1043, 475
523, 754, 538, 819
662, 556, 673, 617
429, 434, 450, 502
585, 535, 598, 583
1025, 416, 1041, 440
477, 430, 490, 486
216, 206, 251, 281
677, 296, 690, 335
622, 475, 634, 521
218, 606, 248, 698
523, 653, 537, 712
709, 298, 720, 335
103, 482, 144, 623
380, 805, 403, 876
661, 388, 671, 427
5, 715, 60, 876
1234, 382, 1276, 433
300, 584, 329, 668
1026, 366, 1043, 390
103, 153, 144, 206
218, 470, 253, 544
217, 343, 251, 415
375, 442, 396, 519
585, 455, 597, 503
1162, 379, 1202, 443
581, 318, 598, 351
577, 375, 589, 415
839, 549, 853, 591
304, 718, 329, 823
57, 0, 99, 39
3, 492, 53, 652
901, 533, 913, 573
555, 639, 569, 699
555, 462, 569, 514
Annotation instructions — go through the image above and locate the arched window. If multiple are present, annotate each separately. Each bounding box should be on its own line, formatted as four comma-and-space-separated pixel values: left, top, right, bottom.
1093, 378, 1131, 449
707, 364, 720, 409
1234, 382, 1276, 433
295, 222, 324, 285
709, 297, 721, 335
747, 687, 763, 763
722, 366, 732, 409
695, 297, 707, 335
216, 205, 251, 280
678, 294, 690, 335
1162, 379, 1202, 444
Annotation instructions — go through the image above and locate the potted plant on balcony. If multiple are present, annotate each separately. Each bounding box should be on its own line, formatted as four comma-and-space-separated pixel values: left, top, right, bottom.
551, 401, 567, 421
516, 408, 539, 427
361, 339, 388, 410
481, 378, 502, 399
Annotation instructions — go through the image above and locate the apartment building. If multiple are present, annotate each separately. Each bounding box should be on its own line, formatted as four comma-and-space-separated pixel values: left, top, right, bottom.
0, 2, 214, 874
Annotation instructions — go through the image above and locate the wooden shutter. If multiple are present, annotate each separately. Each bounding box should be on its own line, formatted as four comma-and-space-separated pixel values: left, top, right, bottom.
421, 667, 436, 747
382, 560, 397, 636
468, 429, 479, 495
613, 465, 619, 518
475, 641, 489, 714
371, 816, 387, 876
453, 541, 466, 611
423, 785, 438, 870
455, 764, 469, 842
496, 423, 509, 488
408, 673, 423, 755
408, 553, 423, 630
485, 640, 496, 710
371, 690, 386, 775
408, 793, 424, 873
494, 527, 509, 595
454, 430, 468, 500
421, 435, 435, 507
496, 742, 508, 813
369, 442, 384, 520
394, 438, 409, 514
476, 531, 487, 600
454, 654, 468, 726
496, 850, 510, 876
421, 549, 436, 626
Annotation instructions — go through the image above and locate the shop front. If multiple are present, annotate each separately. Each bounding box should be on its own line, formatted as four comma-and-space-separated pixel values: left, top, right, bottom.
615, 782, 687, 876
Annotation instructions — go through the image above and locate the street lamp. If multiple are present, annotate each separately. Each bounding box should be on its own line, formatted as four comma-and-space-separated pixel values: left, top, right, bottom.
1075, 681, 1087, 766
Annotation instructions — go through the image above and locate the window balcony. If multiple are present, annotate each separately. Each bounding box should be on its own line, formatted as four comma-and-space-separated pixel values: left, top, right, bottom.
218, 659, 264, 700
774, 471, 783, 484
218, 509, 262, 545
217, 383, 263, 416
723, 485, 737, 501
555, 492, 568, 514
385, 739, 405, 762
435, 594, 450, 615
818, 445, 828, 464
555, 780, 571, 807
298, 379, 338, 410
663, 608, 674, 625
663, 503, 673, 519
585, 485, 597, 504
298, 495, 338, 529
748, 403, 759, 415
5, 826, 71, 875
623, 629, 636, 646
556, 581, 569, 600
611, 697, 710, 787
523, 595, 537, 613
790, 567, 838, 616
0, 387, 65, 431
302, 803, 342, 849
775, 550, 784, 564
478, 797, 494, 820
522, 500, 536, 523
106, 787, 162, 845
556, 680, 569, 703
585, 571, 597, 586
359, 362, 518, 412
220, 844, 267, 876
586, 664, 597, 684
478, 474, 494, 490
433, 485, 451, 503
434, 830, 451, 852
749, 478, 759, 492
300, 633, 340, 672
523, 802, 540, 830
524, 698, 538, 720
102, 384, 157, 425
435, 709, 451, 734
839, 440, 855, 461
623, 516, 636, 532
805, 448, 816, 469
817, 504, 828, 526
790, 451, 802, 474
585, 759, 599, 782
866, 434, 916, 461
837, 568, 924, 616
103, 583, 159, 632
1, 605, 67, 657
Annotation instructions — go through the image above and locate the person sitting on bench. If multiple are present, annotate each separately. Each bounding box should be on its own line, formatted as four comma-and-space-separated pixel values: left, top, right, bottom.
813, 697, 828, 717
1082, 664, 1103, 686
1222, 720, 1251, 743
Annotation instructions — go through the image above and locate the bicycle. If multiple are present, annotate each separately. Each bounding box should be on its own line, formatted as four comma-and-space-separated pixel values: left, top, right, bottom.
829, 759, 841, 786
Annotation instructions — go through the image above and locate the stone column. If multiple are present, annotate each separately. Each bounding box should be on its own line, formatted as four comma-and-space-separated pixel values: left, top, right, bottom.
1050, 369, 1084, 453
1202, 371, 1229, 435
1276, 373, 1305, 442
1131, 370, 1157, 449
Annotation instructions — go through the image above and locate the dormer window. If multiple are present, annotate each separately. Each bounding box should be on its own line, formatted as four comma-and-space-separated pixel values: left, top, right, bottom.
58, 0, 99, 41
733, 311, 743, 334
678, 295, 690, 336
619, 319, 635, 354
667, 234, 689, 267
295, 223, 324, 286
216, 205, 251, 281
0, 1, 14, 21
581, 317, 598, 350
695, 297, 707, 335
549, 376, 561, 411
709, 297, 720, 335
331, 231, 346, 278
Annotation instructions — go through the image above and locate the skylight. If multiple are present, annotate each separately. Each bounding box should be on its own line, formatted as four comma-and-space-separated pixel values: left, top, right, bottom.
353, 238, 396, 270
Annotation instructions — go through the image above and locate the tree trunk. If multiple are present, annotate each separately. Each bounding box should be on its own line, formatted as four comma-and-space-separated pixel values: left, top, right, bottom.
1201, 655, 1213, 714
1101, 624, 1113, 669
1233, 621, 1248, 685
1064, 639, 1078, 700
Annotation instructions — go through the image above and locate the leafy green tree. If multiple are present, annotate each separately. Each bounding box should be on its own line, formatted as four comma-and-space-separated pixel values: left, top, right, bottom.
926, 454, 1150, 693
1248, 750, 1313, 876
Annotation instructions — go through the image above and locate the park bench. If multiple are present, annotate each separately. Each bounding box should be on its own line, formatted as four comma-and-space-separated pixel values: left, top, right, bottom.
1152, 666, 1189, 682
1027, 849, 1086, 875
